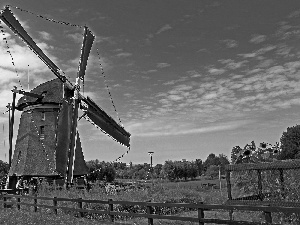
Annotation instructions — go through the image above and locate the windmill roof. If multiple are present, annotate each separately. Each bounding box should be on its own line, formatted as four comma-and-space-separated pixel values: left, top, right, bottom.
17, 79, 68, 110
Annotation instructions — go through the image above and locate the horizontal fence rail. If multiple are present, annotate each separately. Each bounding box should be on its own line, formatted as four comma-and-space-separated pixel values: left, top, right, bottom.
1, 194, 299, 224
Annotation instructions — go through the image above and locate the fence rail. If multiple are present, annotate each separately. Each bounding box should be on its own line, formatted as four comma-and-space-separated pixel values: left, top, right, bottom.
1, 194, 299, 224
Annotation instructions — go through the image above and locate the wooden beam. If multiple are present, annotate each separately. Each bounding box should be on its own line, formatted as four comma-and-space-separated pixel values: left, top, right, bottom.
226, 170, 232, 200
12, 89, 43, 99
257, 170, 262, 196
66, 79, 80, 184
279, 169, 285, 198
8, 87, 17, 168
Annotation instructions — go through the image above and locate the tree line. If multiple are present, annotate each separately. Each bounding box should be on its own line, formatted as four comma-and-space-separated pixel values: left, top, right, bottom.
0, 124, 299, 182
85, 153, 230, 182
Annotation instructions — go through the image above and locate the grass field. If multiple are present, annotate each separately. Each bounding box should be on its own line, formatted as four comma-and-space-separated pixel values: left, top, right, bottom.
0, 179, 299, 224
156, 178, 227, 190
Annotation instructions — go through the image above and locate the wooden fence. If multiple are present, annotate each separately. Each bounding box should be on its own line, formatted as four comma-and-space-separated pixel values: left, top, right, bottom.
1, 194, 300, 224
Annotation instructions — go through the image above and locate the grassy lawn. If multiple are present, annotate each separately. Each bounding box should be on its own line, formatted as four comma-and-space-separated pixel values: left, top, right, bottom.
156, 178, 227, 190
0, 208, 109, 225
0, 179, 299, 224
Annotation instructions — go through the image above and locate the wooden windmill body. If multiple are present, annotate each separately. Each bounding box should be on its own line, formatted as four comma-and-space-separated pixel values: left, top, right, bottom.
0, 6, 131, 187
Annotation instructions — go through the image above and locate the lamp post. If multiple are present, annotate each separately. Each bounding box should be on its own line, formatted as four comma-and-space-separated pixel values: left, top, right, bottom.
148, 152, 154, 183
148, 152, 154, 169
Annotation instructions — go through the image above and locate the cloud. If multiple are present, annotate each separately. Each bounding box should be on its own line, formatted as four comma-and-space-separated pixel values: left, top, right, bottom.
116, 52, 132, 57
276, 43, 293, 58
38, 31, 52, 41
157, 63, 170, 68
162, 76, 188, 85
141, 69, 157, 74
67, 32, 83, 43
249, 34, 266, 44
207, 1, 221, 7
95, 36, 116, 44
208, 67, 226, 75
288, 10, 300, 18
256, 59, 273, 68
187, 70, 201, 78
0, 38, 51, 73
221, 39, 238, 48
156, 24, 172, 34
219, 59, 247, 70
238, 45, 276, 58
275, 21, 300, 40
126, 119, 251, 137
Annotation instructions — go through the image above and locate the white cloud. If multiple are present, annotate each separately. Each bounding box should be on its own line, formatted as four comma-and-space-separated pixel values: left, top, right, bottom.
203, 92, 218, 100
67, 32, 83, 43
288, 10, 300, 18
249, 34, 266, 44
221, 39, 238, 48
116, 52, 132, 57
127, 119, 251, 137
238, 45, 276, 59
156, 24, 172, 34
38, 31, 52, 41
208, 68, 226, 75
157, 63, 170, 68
219, 59, 247, 70
142, 69, 157, 74
168, 95, 183, 101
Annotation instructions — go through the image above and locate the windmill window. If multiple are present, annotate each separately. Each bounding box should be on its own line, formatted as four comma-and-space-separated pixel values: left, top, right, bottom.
41, 112, 45, 121
40, 126, 45, 140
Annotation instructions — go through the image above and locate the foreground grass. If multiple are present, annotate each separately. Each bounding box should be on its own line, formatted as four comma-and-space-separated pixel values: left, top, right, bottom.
0, 209, 112, 225
1, 181, 300, 224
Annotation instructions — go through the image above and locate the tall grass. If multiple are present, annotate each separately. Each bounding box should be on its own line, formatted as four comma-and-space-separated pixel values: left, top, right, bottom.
1, 180, 300, 224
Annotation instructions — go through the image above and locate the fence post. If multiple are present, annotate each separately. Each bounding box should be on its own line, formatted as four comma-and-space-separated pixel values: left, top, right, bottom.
262, 204, 272, 224
17, 197, 20, 210
197, 202, 204, 225
265, 211, 272, 223
146, 200, 154, 225
78, 198, 83, 218
34, 196, 37, 212
53, 197, 57, 215
3, 195, 6, 208
108, 198, 114, 222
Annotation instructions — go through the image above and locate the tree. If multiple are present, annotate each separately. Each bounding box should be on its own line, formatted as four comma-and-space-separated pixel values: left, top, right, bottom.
195, 159, 203, 176
205, 165, 219, 179
230, 141, 279, 165
0, 160, 9, 178
102, 165, 116, 182
203, 153, 217, 172
230, 146, 242, 163
86, 160, 116, 182
279, 125, 300, 160
153, 164, 163, 178
203, 154, 229, 175
162, 160, 176, 181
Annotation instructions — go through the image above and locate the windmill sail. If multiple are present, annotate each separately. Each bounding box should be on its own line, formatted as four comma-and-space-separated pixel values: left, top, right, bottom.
0, 7, 66, 82
55, 101, 72, 176
78, 27, 95, 81
73, 131, 89, 176
81, 96, 131, 147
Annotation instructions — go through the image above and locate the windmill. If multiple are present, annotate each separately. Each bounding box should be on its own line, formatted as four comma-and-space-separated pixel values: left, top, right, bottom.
0, 6, 131, 187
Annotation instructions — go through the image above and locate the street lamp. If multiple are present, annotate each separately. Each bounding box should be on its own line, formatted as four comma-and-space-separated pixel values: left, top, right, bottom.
148, 152, 154, 169
148, 152, 154, 184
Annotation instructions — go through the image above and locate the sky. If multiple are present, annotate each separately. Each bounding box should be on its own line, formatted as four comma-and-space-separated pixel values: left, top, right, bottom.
0, 0, 300, 165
